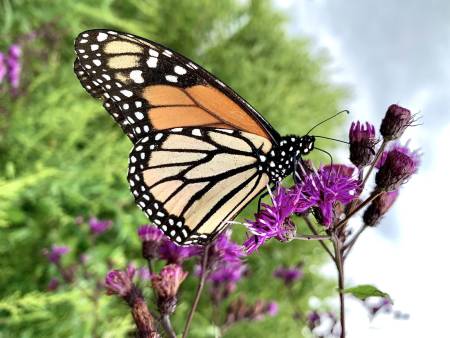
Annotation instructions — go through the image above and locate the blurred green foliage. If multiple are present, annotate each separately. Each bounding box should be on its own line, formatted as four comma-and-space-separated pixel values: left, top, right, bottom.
0, 0, 346, 337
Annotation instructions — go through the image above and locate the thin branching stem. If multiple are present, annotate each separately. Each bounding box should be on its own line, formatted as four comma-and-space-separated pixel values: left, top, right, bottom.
334, 191, 383, 231
343, 225, 367, 259
332, 234, 346, 338
293, 234, 331, 240
302, 216, 336, 261
161, 315, 177, 338
182, 243, 211, 338
362, 139, 388, 187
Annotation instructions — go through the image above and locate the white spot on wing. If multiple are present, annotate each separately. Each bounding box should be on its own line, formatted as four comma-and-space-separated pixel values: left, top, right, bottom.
174, 65, 187, 75
97, 32, 108, 42
130, 70, 144, 83
146, 57, 158, 68
165, 75, 178, 83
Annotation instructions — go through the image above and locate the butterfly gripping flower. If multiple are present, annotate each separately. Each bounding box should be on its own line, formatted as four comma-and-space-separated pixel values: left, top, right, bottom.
244, 186, 300, 254
299, 165, 360, 228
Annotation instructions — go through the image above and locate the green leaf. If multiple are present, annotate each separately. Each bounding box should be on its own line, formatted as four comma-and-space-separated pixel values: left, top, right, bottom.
343, 284, 392, 302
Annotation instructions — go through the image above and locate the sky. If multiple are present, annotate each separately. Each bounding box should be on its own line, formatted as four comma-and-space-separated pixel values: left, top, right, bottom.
275, 0, 450, 337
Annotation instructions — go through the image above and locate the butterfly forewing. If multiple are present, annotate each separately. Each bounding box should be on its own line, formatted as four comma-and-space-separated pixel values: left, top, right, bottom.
128, 127, 271, 244
74, 29, 280, 143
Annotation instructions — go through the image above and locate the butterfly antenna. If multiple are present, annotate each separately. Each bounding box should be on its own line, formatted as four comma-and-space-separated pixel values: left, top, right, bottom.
314, 135, 350, 145
315, 147, 334, 168
306, 110, 349, 135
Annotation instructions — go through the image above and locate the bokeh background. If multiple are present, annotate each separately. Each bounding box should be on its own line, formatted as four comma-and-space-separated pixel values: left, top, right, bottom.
1, 0, 446, 337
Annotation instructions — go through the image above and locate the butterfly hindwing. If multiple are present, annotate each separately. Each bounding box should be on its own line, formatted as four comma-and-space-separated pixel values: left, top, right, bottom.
74, 29, 280, 143
128, 127, 271, 244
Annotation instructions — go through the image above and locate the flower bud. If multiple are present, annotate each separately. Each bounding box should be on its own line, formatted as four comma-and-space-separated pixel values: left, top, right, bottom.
105, 265, 136, 299
380, 104, 413, 140
138, 225, 164, 260
89, 217, 112, 235
375, 149, 419, 191
151, 264, 187, 315
43, 245, 70, 264
349, 121, 377, 167
363, 191, 399, 226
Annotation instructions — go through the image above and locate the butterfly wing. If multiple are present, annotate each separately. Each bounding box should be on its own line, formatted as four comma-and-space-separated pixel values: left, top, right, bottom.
74, 29, 279, 244
129, 128, 271, 244
73, 29, 280, 143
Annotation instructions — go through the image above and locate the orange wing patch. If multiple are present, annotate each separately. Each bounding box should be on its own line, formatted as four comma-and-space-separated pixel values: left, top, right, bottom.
142, 84, 269, 139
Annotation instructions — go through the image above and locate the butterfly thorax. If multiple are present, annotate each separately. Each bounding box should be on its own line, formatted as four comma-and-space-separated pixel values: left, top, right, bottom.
264, 135, 315, 182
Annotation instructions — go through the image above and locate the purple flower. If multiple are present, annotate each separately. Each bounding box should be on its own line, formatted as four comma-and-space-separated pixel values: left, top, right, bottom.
138, 224, 164, 242
380, 104, 414, 140
209, 262, 247, 285
137, 267, 151, 281
0, 52, 6, 84
298, 165, 360, 227
273, 266, 304, 286
376, 143, 420, 169
138, 225, 164, 260
6, 44, 21, 90
307, 311, 321, 330
151, 264, 188, 315
47, 277, 59, 291
88, 217, 112, 235
376, 147, 420, 191
208, 231, 244, 267
244, 186, 301, 254
365, 297, 392, 318
349, 121, 377, 167
105, 265, 136, 298
363, 190, 399, 226
44, 245, 70, 264
159, 238, 201, 264
266, 302, 279, 316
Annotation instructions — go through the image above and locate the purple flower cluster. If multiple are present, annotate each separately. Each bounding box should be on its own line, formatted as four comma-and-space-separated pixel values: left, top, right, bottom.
245, 165, 360, 254
0, 44, 21, 92
273, 265, 304, 286
44, 245, 70, 264
88, 217, 112, 235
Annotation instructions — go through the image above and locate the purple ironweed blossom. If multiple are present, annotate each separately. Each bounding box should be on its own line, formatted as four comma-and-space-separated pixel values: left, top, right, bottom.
151, 264, 187, 315
349, 121, 377, 167
375, 148, 420, 191
365, 297, 392, 318
266, 302, 279, 316
307, 311, 321, 330
138, 225, 164, 260
0, 52, 6, 83
88, 217, 112, 235
208, 262, 246, 285
298, 165, 360, 228
208, 230, 244, 269
273, 266, 304, 286
47, 277, 59, 291
363, 190, 399, 226
137, 267, 151, 281
244, 186, 301, 254
376, 142, 420, 169
159, 238, 201, 264
43, 245, 70, 264
105, 265, 136, 298
380, 104, 414, 140
6, 44, 21, 90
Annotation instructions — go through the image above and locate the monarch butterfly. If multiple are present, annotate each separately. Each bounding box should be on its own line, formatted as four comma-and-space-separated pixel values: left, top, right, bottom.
73, 29, 317, 245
